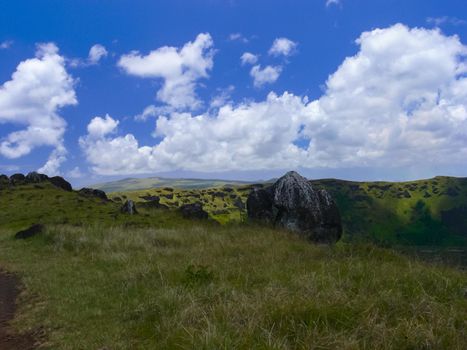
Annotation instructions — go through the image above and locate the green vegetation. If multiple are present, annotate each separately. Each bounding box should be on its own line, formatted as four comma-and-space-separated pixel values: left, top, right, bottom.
1, 179, 466, 348
312, 177, 467, 246
1, 224, 466, 349
112, 176, 467, 246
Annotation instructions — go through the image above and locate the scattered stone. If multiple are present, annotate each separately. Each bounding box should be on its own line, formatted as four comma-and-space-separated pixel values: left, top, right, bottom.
179, 203, 209, 220
247, 171, 342, 243
14, 224, 45, 240
78, 188, 108, 201
121, 200, 138, 215
49, 176, 73, 191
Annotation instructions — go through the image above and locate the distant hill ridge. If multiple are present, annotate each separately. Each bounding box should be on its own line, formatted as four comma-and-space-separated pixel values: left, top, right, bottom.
91, 176, 257, 192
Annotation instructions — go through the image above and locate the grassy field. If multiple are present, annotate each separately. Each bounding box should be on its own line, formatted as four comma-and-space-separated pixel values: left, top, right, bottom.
0, 224, 466, 349
0, 179, 466, 348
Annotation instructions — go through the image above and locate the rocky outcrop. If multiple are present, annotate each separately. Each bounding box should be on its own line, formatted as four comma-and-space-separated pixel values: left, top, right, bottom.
179, 203, 208, 220
121, 200, 137, 215
78, 188, 108, 201
49, 176, 73, 192
247, 171, 342, 243
0, 175, 8, 189
25, 171, 49, 183
14, 224, 45, 240
9, 173, 26, 185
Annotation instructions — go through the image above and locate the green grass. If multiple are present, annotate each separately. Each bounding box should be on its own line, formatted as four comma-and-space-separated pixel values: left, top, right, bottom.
0, 224, 466, 349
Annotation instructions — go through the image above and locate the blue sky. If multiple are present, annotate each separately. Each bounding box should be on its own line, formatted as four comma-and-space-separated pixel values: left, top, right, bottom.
0, 0, 466, 186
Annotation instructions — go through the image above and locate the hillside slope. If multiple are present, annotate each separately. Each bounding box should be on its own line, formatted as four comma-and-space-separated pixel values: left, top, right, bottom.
91, 177, 255, 192
113, 176, 467, 246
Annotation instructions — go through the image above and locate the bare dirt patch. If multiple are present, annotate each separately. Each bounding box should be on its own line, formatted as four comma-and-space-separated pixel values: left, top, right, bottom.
0, 271, 37, 350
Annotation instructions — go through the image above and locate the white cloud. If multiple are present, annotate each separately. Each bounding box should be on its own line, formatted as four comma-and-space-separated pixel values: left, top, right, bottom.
302, 24, 467, 168
81, 24, 467, 178
210, 85, 235, 109
229, 33, 248, 43
88, 44, 108, 64
118, 33, 214, 110
0, 40, 13, 49
0, 43, 77, 175
87, 114, 119, 138
250, 65, 282, 87
80, 93, 309, 175
268, 38, 298, 57
326, 0, 341, 7
240, 52, 258, 65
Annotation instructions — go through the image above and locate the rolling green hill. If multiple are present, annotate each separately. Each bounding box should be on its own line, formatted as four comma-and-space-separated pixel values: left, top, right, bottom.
0, 175, 466, 348
91, 176, 255, 192
112, 176, 467, 247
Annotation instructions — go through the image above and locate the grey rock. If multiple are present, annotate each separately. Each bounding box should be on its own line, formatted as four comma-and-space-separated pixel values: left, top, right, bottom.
121, 200, 138, 215
179, 203, 208, 220
26, 171, 49, 183
9, 173, 25, 185
49, 176, 72, 191
247, 171, 342, 243
78, 188, 108, 201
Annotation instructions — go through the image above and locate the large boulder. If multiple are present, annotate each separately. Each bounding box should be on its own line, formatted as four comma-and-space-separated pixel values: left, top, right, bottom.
78, 188, 108, 201
179, 203, 208, 220
247, 171, 342, 243
49, 176, 73, 192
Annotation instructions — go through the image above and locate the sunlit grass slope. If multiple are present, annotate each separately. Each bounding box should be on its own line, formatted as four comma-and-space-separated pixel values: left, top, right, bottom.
0, 224, 466, 349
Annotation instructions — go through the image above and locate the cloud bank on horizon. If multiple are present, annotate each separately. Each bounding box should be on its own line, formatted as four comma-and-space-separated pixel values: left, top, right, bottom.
0, 1, 466, 181
80, 24, 467, 176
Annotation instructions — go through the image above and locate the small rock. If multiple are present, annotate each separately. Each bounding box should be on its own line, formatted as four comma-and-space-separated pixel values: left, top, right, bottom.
121, 200, 138, 215
179, 203, 208, 220
14, 224, 45, 240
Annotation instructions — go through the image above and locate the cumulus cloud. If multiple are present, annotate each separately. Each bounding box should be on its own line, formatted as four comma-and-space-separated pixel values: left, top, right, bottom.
87, 114, 119, 138
80, 93, 309, 175
118, 33, 214, 110
250, 65, 282, 87
0, 43, 76, 175
88, 44, 108, 64
240, 52, 259, 65
81, 24, 467, 178
303, 23, 467, 168
268, 38, 298, 57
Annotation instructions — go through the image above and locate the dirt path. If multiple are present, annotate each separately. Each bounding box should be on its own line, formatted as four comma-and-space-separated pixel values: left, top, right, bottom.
0, 271, 36, 350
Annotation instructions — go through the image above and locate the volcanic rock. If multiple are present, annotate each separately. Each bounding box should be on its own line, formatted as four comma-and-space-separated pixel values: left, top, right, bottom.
78, 188, 108, 201
49, 176, 73, 192
247, 171, 342, 243
179, 203, 208, 220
